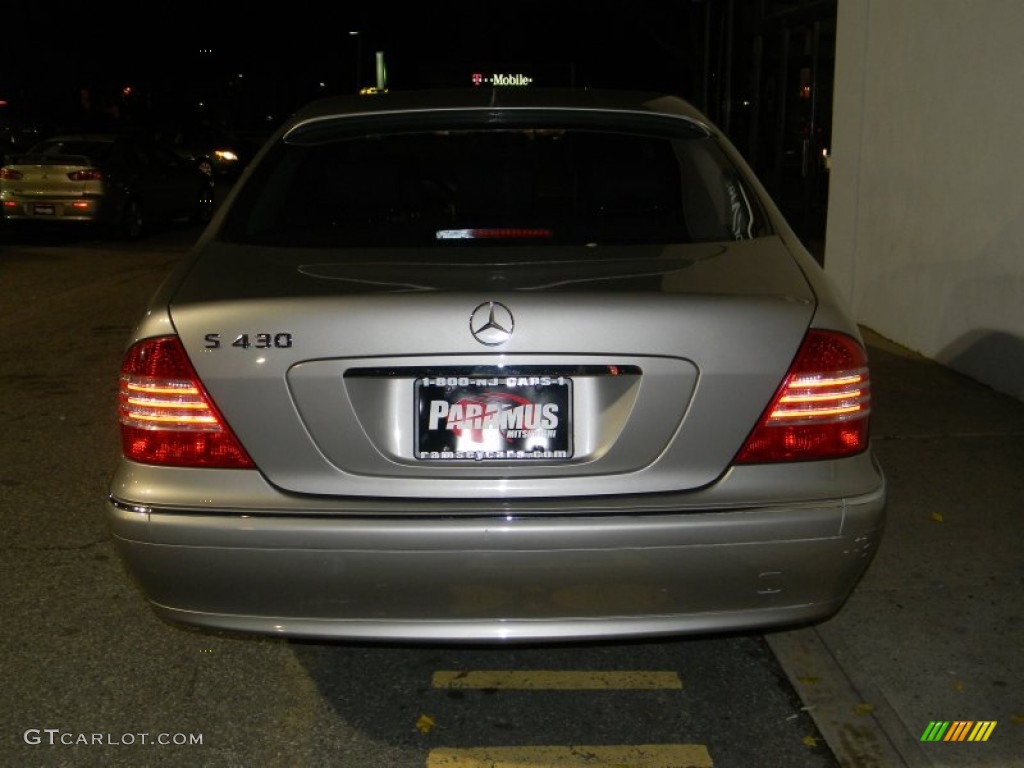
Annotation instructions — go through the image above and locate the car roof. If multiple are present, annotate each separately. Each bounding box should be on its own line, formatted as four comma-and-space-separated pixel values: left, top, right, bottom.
286, 88, 714, 133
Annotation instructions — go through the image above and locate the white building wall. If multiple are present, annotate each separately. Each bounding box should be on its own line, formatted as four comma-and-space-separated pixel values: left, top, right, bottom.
826, 0, 1024, 400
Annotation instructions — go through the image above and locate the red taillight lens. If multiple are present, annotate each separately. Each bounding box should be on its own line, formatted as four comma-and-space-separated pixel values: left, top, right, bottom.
735, 330, 871, 463
0, 168, 23, 180
118, 336, 254, 468
67, 168, 103, 181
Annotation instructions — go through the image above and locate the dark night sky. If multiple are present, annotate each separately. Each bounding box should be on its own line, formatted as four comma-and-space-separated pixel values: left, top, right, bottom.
1, 2, 830, 234
1, 2, 711, 128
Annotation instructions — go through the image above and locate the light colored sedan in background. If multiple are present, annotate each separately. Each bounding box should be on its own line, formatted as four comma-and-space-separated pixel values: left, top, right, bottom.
106, 88, 885, 643
0, 132, 214, 238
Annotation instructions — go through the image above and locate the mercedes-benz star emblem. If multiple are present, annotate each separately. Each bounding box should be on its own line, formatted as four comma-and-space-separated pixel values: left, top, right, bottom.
469, 301, 514, 346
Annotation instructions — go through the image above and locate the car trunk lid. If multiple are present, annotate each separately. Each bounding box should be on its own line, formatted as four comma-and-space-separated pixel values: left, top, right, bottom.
168, 236, 816, 498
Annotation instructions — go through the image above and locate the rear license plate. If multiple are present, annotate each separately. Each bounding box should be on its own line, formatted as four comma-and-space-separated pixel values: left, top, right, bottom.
416, 375, 572, 460
32, 203, 55, 215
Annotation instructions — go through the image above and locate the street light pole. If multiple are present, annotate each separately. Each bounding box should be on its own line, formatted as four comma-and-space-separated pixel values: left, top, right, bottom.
376, 50, 387, 92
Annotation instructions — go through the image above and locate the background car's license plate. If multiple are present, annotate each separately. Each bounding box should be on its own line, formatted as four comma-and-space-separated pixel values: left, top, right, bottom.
32, 204, 55, 215
416, 375, 572, 460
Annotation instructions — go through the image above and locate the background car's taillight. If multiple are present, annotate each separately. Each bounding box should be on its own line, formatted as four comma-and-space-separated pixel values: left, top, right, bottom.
735, 330, 871, 463
67, 169, 104, 181
0, 168, 23, 180
118, 336, 254, 468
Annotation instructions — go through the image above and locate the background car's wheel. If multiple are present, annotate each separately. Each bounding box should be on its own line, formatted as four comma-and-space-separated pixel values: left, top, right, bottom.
197, 157, 214, 177
119, 199, 144, 240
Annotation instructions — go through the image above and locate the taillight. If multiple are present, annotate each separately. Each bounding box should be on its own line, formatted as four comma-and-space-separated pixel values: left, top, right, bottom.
118, 336, 254, 468
0, 168, 23, 180
67, 169, 104, 181
735, 330, 871, 463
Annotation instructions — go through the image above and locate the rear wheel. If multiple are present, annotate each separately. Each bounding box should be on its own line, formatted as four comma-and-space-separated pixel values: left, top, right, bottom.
197, 157, 214, 177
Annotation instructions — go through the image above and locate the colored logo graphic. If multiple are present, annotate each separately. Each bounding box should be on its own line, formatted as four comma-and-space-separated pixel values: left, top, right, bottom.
920, 721, 997, 742
470, 73, 533, 87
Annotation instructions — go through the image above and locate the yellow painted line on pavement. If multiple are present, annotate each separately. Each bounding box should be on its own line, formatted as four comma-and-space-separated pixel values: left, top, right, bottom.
431, 670, 683, 690
426, 744, 713, 767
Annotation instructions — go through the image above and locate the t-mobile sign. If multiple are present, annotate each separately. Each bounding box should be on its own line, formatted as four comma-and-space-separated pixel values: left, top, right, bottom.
472, 73, 533, 86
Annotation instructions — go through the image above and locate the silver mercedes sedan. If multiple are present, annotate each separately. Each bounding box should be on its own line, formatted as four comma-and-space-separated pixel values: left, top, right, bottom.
106, 88, 886, 643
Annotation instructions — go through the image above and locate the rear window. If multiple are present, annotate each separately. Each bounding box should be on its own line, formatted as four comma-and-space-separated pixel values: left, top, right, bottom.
220, 121, 769, 247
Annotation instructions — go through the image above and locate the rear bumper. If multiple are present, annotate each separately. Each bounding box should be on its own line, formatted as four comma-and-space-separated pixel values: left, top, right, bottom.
106, 476, 885, 642
0, 196, 111, 223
